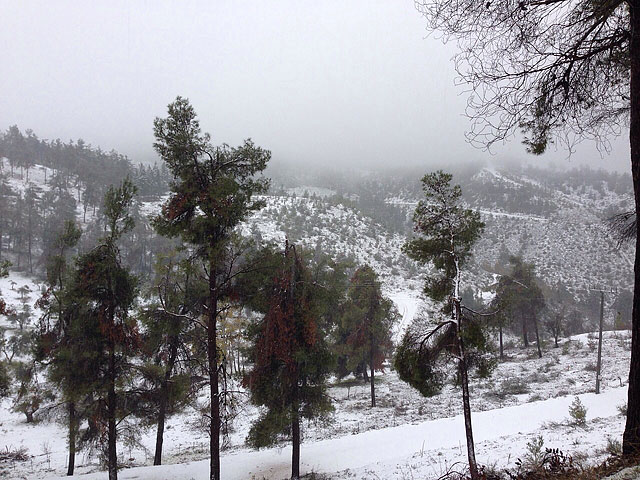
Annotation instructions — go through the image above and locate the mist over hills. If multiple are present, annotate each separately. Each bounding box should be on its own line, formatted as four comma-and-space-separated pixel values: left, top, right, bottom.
0, 126, 633, 331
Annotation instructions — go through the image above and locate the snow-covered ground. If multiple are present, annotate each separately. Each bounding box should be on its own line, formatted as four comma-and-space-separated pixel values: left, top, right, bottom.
1, 329, 631, 479
35, 387, 626, 480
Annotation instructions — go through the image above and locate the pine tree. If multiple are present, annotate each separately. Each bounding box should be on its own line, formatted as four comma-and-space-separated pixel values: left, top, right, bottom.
138, 251, 204, 466
152, 96, 270, 480
245, 243, 333, 480
335, 265, 396, 407
35, 220, 87, 475
0, 261, 12, 399
491, 256, 546, 358
398, 171, 485, 479
71, 179, 139, 480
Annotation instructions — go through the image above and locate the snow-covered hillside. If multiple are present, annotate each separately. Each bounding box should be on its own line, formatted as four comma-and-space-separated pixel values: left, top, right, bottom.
0, 158, 637, 479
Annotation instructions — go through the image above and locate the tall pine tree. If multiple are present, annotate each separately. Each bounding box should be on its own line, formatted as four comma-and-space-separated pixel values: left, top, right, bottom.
399, 171, 485, 479
35, 219, 84, 475
72, 179, 139, 480
152, 96, 270, 480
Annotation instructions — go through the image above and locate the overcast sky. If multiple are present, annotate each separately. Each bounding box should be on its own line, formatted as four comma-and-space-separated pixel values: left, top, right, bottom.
0, 0, 631, 172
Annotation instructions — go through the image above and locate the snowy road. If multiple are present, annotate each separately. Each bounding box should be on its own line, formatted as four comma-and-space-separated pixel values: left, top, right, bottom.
49, 387, 628, 480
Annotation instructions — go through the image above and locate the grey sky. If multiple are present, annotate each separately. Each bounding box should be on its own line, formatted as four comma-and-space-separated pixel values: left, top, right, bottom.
0, 0, 631, 172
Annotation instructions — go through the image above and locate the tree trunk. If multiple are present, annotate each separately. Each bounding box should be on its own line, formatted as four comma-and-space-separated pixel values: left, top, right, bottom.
208, 257, 221, 480
154, 391, 167, 466
27, 209, 32, 274
108, 343, 117, 480
532, 314, 542, 358
370, 360, 376, 408
455, 300, 478, 479
499, 324, 504, 360
292, 401, 300, 480
67, 402, 77, 476
624, 0, 640, 455
154, 336, 178, 466
522, 319, 529, 347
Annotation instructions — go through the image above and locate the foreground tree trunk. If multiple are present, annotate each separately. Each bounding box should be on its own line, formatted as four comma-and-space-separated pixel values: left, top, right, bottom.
108, 343, 117, 480
67, 402, 77, 476
370, 360, 376, 408
455, 300, 478, 479
624, 0, 640, 455
154, 336, 178, 466
208, 257, 221, 480
499, 325, 504, 360
291, 399, 300, 480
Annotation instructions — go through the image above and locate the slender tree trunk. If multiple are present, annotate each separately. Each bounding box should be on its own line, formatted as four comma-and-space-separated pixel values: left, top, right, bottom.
154, 391, 167, 466
624, 0, 640, 455
532, 313, 542, 358
522, 319, 529, 347
499, 324, 504, 360
292, 400, 300, 480
208, 257, 220, 480
455, 300, 478, 479
67, 402, 77, 476
370, 359, 376, 408
154, 337, 178, 465
108, 342, 117, 480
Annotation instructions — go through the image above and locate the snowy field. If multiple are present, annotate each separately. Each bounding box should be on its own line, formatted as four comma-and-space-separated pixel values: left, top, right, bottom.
33, 387, 626, 480
1, 326, 632, 479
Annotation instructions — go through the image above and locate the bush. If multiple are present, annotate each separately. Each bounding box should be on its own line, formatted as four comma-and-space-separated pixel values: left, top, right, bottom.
568, 397, 587, 426
618, 403, 628, 416
605, 436, 622, 456
521, 435, 545, 470
512, 448, 578, 479
500, 377, 531, 396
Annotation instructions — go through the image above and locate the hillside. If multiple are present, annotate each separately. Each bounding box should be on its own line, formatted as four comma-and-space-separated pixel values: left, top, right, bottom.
0, 138, 636, 479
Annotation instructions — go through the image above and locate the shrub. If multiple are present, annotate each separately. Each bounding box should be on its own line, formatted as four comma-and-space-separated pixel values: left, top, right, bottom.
618, 403, 628, 416
500, 378, 531, 396
568, 397, 587, 426
522, 435, 545, 470
605, 436, 622, 456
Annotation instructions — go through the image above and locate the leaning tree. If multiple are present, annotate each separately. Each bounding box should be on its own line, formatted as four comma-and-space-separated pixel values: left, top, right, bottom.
399, 171, 486, 478
413, 0, 640, 454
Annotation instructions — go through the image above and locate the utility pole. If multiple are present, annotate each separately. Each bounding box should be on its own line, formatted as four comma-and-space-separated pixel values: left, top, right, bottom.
588, 285, 617, 394
596, 290, 604, 394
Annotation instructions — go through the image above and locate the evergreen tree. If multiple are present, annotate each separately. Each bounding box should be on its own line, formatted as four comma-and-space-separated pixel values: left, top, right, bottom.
491, 256, 546, 357
0, 260, 11, 398
35, 220, 87, 475
335, 265, 396, 407
71, 179, 139, 480
138, 251, 204, 466
152, 96, 270, 480
245, 242, 333, 480
398, 171, 485, 479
